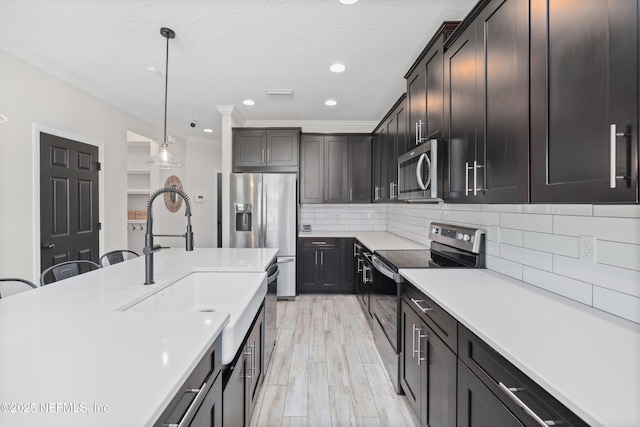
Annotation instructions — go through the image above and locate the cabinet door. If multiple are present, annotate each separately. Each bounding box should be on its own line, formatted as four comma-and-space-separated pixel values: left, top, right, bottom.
445, 26, 477, 202
400, 302, 423, 423
189, 374, 222, 427
247, 311, 263, 420
318, 247, 340, 289
299, 135, 324, 204
407, 66, 427, 148
266, 130, 298, 168
458, 360, 525, 427
392, 100, 408, 197
324, 136, 349, 203
341, 239, 356, 293
222, 357, 247, 427
385, 116, 398, 201
298, 248, 318, 292
233, 130, 267, 168
425, 328, 456, 427
372, 128, 386, 202
349, 136, 372, 203
530, 0, 638, 202
425, 49, 445, 140
473, 0, 530, 203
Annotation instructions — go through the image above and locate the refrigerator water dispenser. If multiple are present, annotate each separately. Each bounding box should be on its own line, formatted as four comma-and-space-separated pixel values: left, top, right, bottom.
235, 203, 252, 231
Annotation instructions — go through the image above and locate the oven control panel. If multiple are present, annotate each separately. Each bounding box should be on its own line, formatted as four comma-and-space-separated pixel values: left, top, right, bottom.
429, 223, 485, 254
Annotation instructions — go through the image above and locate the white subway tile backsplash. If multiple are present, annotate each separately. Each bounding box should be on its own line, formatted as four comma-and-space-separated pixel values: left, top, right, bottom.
523, 266, 593, 305
553, 215, 640, 245
441, 210, 500, 226
499, 228, 524, 246
593, 205, 640, 218
500, 212, 553, 233
523, 204, 593, 216
481, 204, 524, 213
593, 286, 640, 324
523, 231, 578, 258
500, 243, 553, 271
485, 255, 523, 280
553, 255, 640, 297
596, 241, 640, 271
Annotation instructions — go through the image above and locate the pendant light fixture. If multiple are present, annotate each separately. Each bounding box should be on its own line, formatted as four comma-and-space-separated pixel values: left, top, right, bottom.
146, 27, 182, 169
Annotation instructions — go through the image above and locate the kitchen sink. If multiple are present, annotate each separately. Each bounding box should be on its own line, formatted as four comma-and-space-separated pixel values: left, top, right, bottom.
122, 271, 267, 364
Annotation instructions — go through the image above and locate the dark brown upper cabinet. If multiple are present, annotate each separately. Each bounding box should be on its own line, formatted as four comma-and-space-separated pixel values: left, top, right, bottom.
405, 22, 460, 149
373, 94, 407, 203
530, 0, 639, 203
299, 134, 371, 204
444, 0, 530, 203
232, 128, 300, 172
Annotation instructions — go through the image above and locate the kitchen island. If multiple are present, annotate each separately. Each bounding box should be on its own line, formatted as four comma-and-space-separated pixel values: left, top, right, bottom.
0, 248, 277, 427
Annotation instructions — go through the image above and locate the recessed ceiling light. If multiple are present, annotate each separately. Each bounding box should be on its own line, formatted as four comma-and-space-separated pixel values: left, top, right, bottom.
203, 128, 213, 133
338, 0, 359, 4
243, 99, 256, 106
330, 63, 346, 73
147, 66, 163, 77
0, 114, 7, 123
325, 100, 337, 106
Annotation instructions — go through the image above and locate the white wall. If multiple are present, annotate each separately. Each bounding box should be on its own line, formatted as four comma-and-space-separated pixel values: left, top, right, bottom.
0, 49, 165, 282
185, 138, 221, 248
301, 203, 640, 324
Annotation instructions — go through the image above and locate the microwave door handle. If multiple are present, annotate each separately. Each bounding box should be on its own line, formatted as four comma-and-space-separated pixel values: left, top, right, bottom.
416, 153, 428, 190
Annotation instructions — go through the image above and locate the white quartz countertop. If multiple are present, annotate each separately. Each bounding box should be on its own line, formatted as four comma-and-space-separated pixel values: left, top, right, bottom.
400, 268, 640, 427
0, 248, 277, 426
298, 231, 427, 251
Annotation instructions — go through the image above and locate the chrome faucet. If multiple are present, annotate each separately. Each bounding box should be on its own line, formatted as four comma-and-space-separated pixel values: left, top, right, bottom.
143, 187, 194, 284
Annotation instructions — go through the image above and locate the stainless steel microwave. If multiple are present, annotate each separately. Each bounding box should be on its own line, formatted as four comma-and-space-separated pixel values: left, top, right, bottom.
397, 139, 442, 202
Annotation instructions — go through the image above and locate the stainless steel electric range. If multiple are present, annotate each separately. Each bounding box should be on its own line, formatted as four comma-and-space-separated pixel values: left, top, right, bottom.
362, 222, 486, 393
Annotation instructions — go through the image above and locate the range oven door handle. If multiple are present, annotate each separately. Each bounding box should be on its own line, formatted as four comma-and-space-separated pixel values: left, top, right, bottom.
370, 255, 400, 282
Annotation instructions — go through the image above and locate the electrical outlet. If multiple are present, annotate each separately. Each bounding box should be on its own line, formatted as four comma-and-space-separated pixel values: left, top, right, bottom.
578, 235, 596, 262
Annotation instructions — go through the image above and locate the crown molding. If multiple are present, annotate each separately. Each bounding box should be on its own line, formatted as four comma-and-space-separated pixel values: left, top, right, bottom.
242, 119, 378, 134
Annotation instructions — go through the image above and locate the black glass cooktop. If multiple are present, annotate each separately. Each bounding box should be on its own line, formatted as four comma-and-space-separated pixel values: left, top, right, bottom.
375, 250, 435, 270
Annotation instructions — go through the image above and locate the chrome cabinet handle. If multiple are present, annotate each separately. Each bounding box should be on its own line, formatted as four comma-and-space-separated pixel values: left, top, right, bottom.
320, 251, 324, 266
312, 241, 327, 245
261, 149, 265, 163
357, 257, 363, 273
362, 265, 372, 283
610, 124, 627, 188
165, 381, 207, 427
374, 186, 380, 201
353, 242, 362, 257
411, 298, 433, 313
350, 188, 353, 201
315, 251, 318, 266
498, 382, 558, 427
412, 324, 418, 359
416, 328, 427, 366
267, 148, 270, 163
415, 122, 419, 145
418, 120, 426, 144
42, 243, 56, 249
465, 162, 471, 196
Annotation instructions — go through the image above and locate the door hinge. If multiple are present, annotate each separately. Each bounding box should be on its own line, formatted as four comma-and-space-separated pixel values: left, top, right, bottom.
98, 222, 102, 231
96, 162, 102, 171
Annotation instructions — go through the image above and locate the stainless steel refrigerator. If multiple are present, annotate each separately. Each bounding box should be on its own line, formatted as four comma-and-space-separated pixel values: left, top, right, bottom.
229, 173, 297, 299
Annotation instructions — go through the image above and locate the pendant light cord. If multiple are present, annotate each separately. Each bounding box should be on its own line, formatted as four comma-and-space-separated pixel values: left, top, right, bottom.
163, 31, 169, 144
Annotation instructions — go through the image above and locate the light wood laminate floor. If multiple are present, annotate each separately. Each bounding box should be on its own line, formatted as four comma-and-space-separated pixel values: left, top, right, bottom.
250, 294, 418, 427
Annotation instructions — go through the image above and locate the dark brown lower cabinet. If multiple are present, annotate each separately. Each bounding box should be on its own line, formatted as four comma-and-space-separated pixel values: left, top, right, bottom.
297, 238, 356, 294
457, 360, 525, 427
223, 304, 264, 427
400, 299, 456, 427
154, 334, 222, 427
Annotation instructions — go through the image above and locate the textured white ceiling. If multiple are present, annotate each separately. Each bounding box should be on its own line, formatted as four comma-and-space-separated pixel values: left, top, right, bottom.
1, 0, 477, 141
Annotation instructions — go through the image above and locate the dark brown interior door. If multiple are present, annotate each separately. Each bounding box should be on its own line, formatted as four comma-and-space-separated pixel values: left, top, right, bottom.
40, 132, 99, 272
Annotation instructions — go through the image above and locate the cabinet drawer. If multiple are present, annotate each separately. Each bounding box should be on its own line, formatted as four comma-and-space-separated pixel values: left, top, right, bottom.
154, 338, 222, 427
301, 238, 338, 249
458, 325, 588, 427
403, 283, 457, 353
